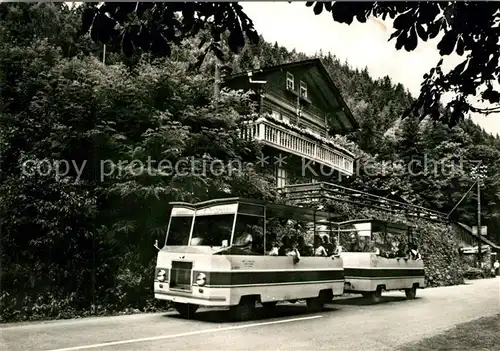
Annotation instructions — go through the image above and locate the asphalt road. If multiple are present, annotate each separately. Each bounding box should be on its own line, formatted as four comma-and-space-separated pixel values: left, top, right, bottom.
2, 278, 499, 351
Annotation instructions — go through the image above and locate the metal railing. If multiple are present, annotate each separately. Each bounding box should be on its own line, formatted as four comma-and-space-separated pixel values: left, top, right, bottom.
241, 117, 354, 176
282, 182, 449, 222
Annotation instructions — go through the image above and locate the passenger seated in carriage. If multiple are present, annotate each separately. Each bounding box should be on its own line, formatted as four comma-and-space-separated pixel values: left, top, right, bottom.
396, 241, 407, 258
277, 236, 301, 263
409, 243, 422, 260
322, 235, 335, 256
331, 237, 342, 255
297, 235, 313, 256
386, 240, 400, 258
314, 236, 328, 257
278, 236, 293, 256
362, 238, 380, 255
348, 233, 361, 252
268, 239, 279, 256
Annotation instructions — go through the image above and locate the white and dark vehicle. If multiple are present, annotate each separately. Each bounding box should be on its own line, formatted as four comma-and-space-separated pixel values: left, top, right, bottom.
336, 219, 425, 302
153, 198, 425, 320
153, 197, 344, 320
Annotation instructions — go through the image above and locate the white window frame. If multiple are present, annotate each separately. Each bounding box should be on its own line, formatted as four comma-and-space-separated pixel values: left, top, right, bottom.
276, 167, 287, 188
300, 80, 307, 99
286, 72, 294, 91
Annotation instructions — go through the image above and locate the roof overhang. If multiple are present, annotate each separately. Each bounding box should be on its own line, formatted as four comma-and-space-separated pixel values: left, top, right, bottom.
222, 58, 359, 133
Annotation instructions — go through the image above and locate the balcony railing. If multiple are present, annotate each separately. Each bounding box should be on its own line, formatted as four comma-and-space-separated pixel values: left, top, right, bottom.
241, 117, 354, 176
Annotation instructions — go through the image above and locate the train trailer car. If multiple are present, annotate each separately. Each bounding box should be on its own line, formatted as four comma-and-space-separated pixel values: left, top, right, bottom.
337, 219, 425, 303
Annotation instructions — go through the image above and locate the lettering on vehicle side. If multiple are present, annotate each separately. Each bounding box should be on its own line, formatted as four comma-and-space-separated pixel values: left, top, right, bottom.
242, 260, 255, 268
233, 266, 240, 269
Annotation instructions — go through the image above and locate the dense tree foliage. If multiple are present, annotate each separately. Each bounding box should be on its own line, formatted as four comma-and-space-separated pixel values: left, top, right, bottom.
1, 3, 499, 322
83, 2, 500, 126
0, 3, 270, 321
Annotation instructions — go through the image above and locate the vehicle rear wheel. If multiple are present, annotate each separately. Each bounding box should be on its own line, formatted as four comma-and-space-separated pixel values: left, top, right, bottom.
369, 287, 382, 303
174, 303, 198, 319
262, 301, 277, 309
306, 297, 324, 313
405, 286, 417, 299
230, 298, 256, 321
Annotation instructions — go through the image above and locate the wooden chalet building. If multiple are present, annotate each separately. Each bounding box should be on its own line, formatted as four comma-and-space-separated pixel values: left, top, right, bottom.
222, 59, 358, 188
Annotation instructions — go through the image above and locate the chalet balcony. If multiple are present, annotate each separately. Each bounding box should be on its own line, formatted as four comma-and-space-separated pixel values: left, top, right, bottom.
241, 117, 354, 176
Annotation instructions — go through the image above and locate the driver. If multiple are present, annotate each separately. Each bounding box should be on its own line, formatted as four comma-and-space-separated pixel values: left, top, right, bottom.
232, 226, 253, 252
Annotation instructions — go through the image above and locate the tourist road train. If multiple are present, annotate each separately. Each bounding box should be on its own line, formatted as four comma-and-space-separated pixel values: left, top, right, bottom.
153, 198, 425, 320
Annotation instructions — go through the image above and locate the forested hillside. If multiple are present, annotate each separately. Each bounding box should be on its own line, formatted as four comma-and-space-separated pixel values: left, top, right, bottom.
1, 3, 499, 322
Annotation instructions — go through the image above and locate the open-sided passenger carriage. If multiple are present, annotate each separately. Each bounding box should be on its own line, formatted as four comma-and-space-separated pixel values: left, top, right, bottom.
153, 198, 344, 320
336, 219, 425, 303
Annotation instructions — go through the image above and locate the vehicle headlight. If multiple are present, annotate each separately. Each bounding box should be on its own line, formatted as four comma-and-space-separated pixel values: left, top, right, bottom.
196, 273, 206, 286
157, 269, 166, 282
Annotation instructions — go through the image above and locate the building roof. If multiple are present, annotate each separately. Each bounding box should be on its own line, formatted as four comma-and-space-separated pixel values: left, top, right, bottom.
222, 58, 359, 132
455, 222, 500, 250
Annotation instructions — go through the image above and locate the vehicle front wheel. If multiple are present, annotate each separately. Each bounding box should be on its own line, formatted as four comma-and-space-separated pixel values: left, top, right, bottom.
405, 286, 417, 299
174, 303, 198, 319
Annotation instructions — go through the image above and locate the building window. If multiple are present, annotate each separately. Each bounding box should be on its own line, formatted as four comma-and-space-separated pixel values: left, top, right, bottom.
286, 72, 294, 91
276, 167, 287, 188
300, 80, 307, 99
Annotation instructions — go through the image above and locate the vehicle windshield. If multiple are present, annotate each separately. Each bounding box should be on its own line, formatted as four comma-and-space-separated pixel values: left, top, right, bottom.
166, 215, 193, 246
190, 214, 234, 247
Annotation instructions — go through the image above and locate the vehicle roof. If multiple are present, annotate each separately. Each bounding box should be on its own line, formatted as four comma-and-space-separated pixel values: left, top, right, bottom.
169, 197, 341, 222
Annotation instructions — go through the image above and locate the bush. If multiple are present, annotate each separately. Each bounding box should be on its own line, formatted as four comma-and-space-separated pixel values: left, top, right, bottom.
0, 290, 172, 323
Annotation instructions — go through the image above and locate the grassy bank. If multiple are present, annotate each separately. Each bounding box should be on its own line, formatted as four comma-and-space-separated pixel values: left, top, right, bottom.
399, 314, 500, 351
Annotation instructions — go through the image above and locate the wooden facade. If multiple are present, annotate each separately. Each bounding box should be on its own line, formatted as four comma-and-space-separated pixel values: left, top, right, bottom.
223, 59, 359, 188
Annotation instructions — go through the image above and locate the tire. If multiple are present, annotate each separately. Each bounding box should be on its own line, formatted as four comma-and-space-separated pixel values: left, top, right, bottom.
230, 298, 256, 321
306, 297, 324, 313
262, 301, 277, 310
369, 287, 382, 303
174, 303, 198, 319
405, 286, 417, 299
361, 292, 370, 299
